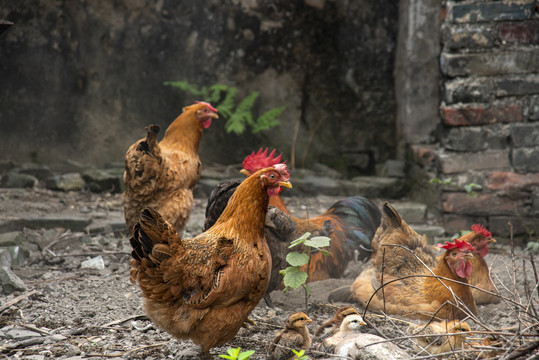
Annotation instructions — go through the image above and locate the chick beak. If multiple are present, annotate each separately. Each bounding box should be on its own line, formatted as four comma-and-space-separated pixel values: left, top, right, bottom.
360, 320, 367, 326
279, 181, 292, 189
240, 169, 251, 177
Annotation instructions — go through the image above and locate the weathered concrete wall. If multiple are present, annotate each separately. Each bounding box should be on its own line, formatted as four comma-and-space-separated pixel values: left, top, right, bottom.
435, 0, 539, 238
0, 0, 398, 177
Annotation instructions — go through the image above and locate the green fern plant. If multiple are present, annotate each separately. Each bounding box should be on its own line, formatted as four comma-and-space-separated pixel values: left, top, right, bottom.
164, 81, 285, 135
280, 232, 331, 308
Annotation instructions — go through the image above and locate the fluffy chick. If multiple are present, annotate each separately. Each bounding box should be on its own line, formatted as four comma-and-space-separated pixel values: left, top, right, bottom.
268, 312, 313, 360
314, 306, 360, 340
407, 320, 471, 355
321, 315, 411, 359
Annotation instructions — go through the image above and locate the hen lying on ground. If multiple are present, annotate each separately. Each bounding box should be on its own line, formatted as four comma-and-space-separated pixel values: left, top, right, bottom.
204, 148, 382, 286
129, 165, 291, 358
267, 312, 313, 360
123, 101, 218, 233
369, 205, 499, 305
330, 202, 478, 321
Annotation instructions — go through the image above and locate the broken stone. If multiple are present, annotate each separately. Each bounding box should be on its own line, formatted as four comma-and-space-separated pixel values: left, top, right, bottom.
82, 169, 123, 193
80, 255, 105, 270
5, 327, 41, 340
392, 202, 427, 224
18, 163, 55, 181
45, 173, 85, 192
1, 172, 38, 188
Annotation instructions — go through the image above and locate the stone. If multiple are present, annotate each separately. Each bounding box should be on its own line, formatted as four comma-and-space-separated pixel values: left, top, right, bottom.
312, 162, 344, 179
443, 24, 494, 50
344, 177, 406, 198
391, 202, 427, 224
301, 176, 341, 196
45, 173, 85, 192
512, 148, 539, 172
510, 123, 539, 148
411, 225, 446, 241
0, 159, 16, 174
437, 150, 511, 174
82, 169, 122, 193
448, 1, 536, 23
80, 255, 105, 270
0, 216, 91, 233
441, 104, 524, 126
441, 49, 539, 77
5, 327, 41, 339
0, 251, 27, 294
442, 214, 487, 235
379, 160, 405, 178
445, 127, 487, 152
17, 163, 54, 181
442, 192, 526, 216
444, 78, 491, 104
1, 172, 37, 188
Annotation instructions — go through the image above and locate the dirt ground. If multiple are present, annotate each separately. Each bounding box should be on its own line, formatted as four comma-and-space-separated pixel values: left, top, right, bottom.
0, 188, 538, 359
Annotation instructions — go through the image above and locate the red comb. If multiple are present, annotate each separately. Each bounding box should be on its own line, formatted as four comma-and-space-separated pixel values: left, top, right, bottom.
437, 238, 475, 252
242, 148, 284, 173
471, 224, 491, 238
195, 101, 218, 113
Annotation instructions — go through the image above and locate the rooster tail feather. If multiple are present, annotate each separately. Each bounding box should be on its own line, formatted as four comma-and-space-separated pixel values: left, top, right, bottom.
326, 196, 382, 260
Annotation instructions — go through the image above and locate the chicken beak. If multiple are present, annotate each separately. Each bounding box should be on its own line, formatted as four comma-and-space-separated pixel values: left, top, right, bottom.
464, 252, 474, 260
208, 111, 219, 119
488, 237, 496, 244
240, 169, 251, 177
279, 181, 292, 189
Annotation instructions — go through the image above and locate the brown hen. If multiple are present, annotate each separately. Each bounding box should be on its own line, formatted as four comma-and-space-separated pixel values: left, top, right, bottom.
123, 101, 218, 233
129, 165, 291, 358
331, 202, 478, 321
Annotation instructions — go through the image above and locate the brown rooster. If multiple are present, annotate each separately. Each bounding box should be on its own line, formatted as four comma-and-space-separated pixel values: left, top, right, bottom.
123, 101, 218, 233
129, 165, 291, 358
204, 148, 382, 283
267, 312, 313, 360
331, 203, 478, 321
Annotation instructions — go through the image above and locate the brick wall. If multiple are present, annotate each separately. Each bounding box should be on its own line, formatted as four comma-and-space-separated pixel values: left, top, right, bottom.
437, 0, 539, 240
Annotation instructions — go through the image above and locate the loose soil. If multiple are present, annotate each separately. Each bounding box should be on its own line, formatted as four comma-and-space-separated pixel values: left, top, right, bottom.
0, 188, 537, 359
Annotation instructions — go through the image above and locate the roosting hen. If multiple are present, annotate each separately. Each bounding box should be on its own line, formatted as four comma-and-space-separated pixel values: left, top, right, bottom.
129, 165, 291, 358
331, 202, 478, 321
368, 206, 498, 306
204, 148, 382, 283
123, 102, 218, 233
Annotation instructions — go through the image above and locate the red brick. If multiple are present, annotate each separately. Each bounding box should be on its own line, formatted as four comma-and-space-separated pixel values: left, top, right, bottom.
442, 104, 524, 126
442, 192, 526, 216
411, 145, 436, 166
499, 23, 539, 45
486, 171, 539, 191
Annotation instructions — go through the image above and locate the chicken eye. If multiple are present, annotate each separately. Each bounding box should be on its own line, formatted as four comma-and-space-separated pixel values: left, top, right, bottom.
269, 173, 276, 180
298, 317, 304, 321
